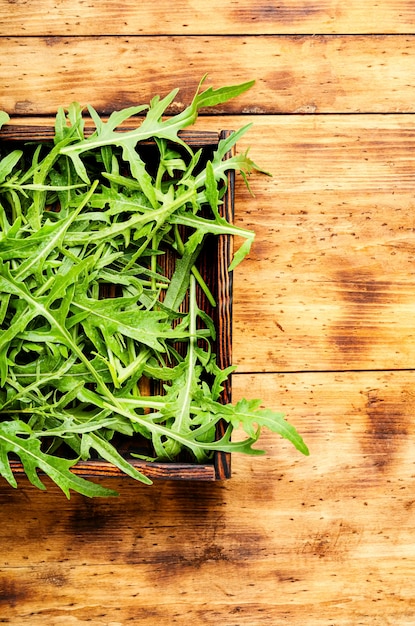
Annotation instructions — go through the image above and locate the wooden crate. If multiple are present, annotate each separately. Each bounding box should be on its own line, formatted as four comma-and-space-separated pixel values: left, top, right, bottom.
1, 125, 234, 482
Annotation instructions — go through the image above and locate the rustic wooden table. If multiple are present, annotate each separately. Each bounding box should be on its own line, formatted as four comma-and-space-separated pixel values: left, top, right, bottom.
1, 2, 415, 624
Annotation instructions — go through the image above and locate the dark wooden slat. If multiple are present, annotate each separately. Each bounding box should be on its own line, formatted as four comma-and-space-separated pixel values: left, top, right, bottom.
0, 124, 219, 146
9, 458, 217, 481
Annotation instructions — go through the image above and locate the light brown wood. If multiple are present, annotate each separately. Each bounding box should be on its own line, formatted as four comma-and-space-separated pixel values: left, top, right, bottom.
193, 115, 415, 372
2, 36, 415, 115
1, 371, 414, 624
1, 0, 415, 35
225, 115, 415, 372
2, 2, 415, 624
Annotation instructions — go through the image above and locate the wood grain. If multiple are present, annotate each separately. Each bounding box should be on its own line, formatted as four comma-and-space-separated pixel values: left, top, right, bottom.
2, 3, 415, 624
1, 0, 415, 35
1, 371, 414, 624
2, 36, 415, 115
200, 115, 415, 372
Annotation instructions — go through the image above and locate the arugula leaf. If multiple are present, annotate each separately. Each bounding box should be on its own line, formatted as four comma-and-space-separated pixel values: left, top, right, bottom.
72, 293, 171, 354
59, 80, 255, 167
81, 432, 153, 485
0, 111, 9, 129
0, 420, 117, 498
0, 151, 23, 184
225, 398, 309, 456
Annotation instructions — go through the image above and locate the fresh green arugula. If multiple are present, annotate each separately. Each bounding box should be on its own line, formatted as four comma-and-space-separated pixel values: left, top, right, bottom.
0, 79, 309, 498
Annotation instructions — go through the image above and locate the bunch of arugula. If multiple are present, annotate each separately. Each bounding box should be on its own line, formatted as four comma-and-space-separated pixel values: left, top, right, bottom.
0, 79, 309, 498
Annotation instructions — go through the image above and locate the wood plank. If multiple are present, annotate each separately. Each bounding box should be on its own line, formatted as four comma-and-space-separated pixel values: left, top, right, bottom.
196, 115, 415, 372
2, 36, 415, 115
2, 1, 415, 35
1, 371, 414, 624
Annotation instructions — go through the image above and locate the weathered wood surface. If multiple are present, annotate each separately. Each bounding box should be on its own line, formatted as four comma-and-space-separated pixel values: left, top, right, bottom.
1, 371, 414, 625
2, 1, 415, 624
2, 35, 415, 114
1, 0, 415, 35
222, 115, 415, 372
